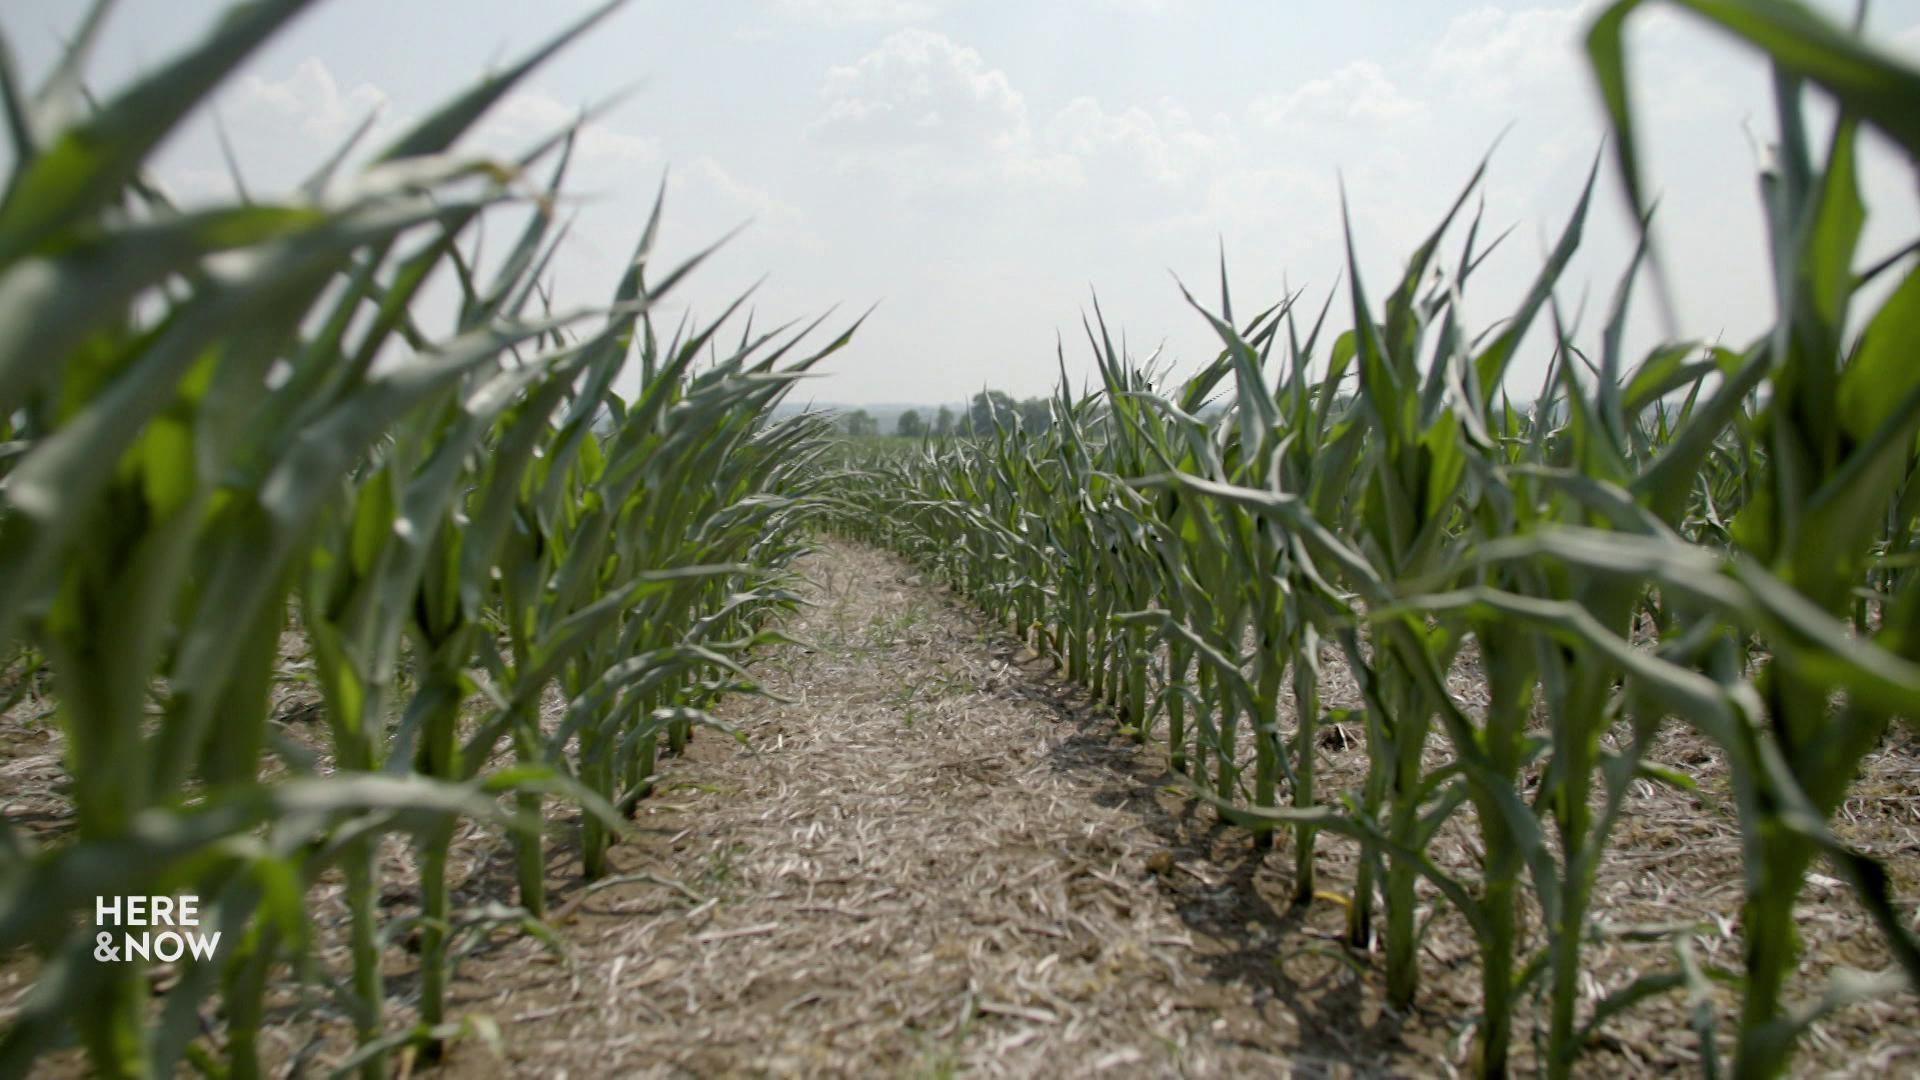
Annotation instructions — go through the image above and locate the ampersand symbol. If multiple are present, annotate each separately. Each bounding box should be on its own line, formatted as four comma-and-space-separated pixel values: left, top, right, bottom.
94, 932, 118, 962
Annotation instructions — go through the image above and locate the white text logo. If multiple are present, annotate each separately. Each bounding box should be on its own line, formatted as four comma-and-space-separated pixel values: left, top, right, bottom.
93, 896, 221, 963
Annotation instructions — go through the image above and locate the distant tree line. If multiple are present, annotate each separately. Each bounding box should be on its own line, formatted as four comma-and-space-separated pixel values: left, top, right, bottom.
839, 391, 1054, 438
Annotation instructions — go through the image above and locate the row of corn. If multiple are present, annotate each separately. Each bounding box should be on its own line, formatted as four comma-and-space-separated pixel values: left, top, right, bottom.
833, 2, 1920, 1076
0, 1, 850, 1076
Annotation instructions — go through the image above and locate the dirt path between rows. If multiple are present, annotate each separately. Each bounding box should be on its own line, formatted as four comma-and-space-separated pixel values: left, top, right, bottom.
447, 537, 1405, 1078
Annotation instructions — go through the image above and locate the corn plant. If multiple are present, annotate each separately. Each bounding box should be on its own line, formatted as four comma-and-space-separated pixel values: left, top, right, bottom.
833, 5, 1920, 1078
0, 1, 845, 1075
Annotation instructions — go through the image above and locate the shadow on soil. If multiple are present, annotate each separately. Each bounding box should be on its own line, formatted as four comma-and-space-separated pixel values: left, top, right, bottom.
959, 616, 1416, 1066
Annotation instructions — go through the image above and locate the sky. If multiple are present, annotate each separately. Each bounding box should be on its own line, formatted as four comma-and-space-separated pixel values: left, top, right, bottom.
11, 0, 1920, 406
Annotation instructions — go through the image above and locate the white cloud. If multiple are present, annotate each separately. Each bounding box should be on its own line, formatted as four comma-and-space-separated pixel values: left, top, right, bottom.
156, 164, 240, 203
674, 155, 817, 248
153, 58, 395, 201
1424, 0, 1707, 116
478, 91, 658, 170
1887, 21, 1920, 61
1249, 61, 1423, 130
814, 29, 1024, 148
1201, 164, 1335, 230
176, 61, 652, 203
228, 57, 390, 144
1045, 97, 1230, 187
810, 29, 1077, 186
1430, 2, 1597, 103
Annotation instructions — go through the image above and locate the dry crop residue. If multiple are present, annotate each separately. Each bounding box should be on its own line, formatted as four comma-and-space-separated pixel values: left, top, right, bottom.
442, 537, 1920, 1078
448, 537, 1389, 1077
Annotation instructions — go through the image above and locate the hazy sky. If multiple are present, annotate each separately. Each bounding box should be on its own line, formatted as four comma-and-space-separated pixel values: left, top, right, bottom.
13, 0, 1920, 405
